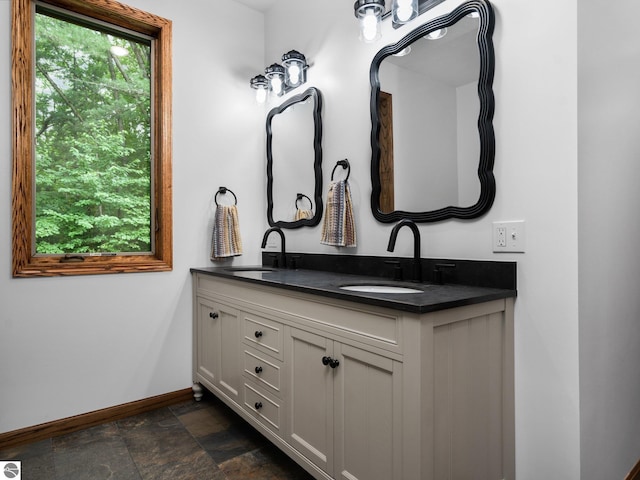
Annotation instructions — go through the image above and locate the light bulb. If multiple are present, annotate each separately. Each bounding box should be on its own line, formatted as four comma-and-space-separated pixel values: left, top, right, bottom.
396, 5, 412, 21
271, 76, 283, 95
361, 8, 380, 42
288, 64, 301, 85
393, 0, 417, 23
393, 46, 412, 57
109, 45, 129, 57
425, 28, 447, 40
255, 87, 267, 103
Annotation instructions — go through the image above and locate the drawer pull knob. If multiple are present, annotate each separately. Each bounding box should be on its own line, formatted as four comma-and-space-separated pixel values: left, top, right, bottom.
322, 356, 331, 366
254, 331, 263, 338
255, 366, 263, 374
254, 401, 263, 410
209, 312, 219, 319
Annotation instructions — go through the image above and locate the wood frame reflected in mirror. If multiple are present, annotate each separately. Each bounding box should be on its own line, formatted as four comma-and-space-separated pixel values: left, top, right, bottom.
370, 0, 495, 223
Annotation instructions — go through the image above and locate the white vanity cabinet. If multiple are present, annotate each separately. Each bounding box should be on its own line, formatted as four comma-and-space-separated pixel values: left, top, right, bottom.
192, 272, 515, 480
287, 327, 402, 480
193, 296, 242, 405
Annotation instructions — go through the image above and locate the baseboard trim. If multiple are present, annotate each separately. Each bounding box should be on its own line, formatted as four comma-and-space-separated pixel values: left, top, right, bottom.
626, 458, 640, 480
0, 388, 193, 450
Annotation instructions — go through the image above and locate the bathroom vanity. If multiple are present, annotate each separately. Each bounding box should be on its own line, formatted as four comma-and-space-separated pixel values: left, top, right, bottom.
191, 264, 515, 480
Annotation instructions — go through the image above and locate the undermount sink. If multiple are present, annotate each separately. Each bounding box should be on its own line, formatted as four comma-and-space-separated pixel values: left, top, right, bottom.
224, 267, 274, 272
339, 284, 424, 294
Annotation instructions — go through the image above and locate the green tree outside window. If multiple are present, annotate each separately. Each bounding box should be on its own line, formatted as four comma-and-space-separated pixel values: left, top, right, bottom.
34, 9, 153, 255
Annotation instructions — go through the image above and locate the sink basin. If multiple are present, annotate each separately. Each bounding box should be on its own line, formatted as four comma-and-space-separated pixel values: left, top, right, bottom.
339, 284, 423, 294
224, 267, 274, 273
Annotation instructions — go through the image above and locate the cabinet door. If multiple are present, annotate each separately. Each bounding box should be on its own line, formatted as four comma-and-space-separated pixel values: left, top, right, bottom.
195, 297, 241, 403
287, 327, 334, 474
334, 343, 402, 480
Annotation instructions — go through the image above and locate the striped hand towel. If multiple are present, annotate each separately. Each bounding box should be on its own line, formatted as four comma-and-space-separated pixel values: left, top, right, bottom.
320, 180, 356, 247
210, 204, 243, 260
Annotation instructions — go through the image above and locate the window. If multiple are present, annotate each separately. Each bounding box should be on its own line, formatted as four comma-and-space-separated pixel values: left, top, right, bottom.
12, 0, 172, 277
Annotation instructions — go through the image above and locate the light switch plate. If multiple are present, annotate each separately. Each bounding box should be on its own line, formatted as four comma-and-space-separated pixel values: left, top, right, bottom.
493, 220, 525, 253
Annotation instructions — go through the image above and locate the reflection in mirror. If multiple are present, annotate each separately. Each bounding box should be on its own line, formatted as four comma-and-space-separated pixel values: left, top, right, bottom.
370, 0, 495, 223
380, 16, 480, 212
267, 87, 323, 229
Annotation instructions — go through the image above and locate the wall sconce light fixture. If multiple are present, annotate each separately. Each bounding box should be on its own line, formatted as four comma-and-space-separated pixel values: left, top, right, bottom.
354, 0, 385, 43
282, 50, 307, 87
392, 0, 418, 24
265, 63, 286, 96
250, 50, 309, 103
354, 0, 449, 41
250, 74, 268, 103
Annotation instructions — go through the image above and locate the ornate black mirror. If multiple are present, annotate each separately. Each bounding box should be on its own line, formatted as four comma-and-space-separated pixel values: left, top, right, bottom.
267, 87, 323, 229
370, 0, 494, 223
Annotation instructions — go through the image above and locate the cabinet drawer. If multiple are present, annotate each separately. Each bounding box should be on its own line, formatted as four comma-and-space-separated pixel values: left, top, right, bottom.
243, 348, 281, 395
243, 382, 281, 433
243, 313, 283, 360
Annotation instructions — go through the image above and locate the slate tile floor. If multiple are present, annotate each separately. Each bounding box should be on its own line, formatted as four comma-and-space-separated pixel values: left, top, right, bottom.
0, 391, 314, 480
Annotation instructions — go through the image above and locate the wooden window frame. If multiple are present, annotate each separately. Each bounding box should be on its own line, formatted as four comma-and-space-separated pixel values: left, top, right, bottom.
12, 0, 172, 277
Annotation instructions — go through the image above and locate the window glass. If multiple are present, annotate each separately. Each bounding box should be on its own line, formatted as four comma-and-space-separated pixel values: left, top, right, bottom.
35, 7, 153, 255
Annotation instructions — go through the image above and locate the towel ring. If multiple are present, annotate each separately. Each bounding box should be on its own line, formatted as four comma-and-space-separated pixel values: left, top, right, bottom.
296, 193, 313, 211
331, 159, 350, 182
215, 186, 237, 206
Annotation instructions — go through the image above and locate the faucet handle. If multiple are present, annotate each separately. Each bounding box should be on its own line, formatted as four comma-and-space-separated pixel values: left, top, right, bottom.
433, 263, 456, 284
290, 255, 301, 270
267, 253, 279, 268
384, 260, 403, 281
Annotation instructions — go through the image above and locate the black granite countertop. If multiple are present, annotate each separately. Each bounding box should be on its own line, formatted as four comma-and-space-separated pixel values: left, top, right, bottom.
190, 265, 517, 314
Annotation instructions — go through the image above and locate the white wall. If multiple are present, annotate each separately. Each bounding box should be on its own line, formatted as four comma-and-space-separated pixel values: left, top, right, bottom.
0, 0, 266, 433
263, 0, 581, 478
578, 1, 640, 478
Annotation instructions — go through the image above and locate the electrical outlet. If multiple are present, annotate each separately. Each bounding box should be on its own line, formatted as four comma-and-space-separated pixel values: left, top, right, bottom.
493, 221, 525, 253
496, 226, 507, 247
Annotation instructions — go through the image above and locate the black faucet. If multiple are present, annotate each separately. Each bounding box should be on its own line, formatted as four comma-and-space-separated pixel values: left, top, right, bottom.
261, 227, 286, 268
387, 219, 422, 283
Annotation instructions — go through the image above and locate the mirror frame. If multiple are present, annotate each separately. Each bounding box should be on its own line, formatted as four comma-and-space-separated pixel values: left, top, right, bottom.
370, 0, 495, 223
266, 87, 323, 229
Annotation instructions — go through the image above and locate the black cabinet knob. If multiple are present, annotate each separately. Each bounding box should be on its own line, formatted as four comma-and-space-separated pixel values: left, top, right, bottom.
254, 330, 263, 338
209, 312, 219, 319
322, 356, 340, 369
254, 366, 263, 374
254, 401, 262, 410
